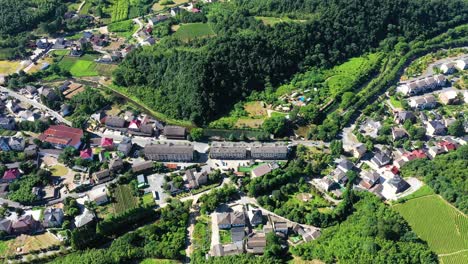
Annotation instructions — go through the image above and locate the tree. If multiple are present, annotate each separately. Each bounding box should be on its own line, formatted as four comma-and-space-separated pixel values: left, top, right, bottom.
190, 128, 204, 141
448, 119, 464, 137
59, 147, 77, 166
262, 116, 288, 137
330, 140, 343, 156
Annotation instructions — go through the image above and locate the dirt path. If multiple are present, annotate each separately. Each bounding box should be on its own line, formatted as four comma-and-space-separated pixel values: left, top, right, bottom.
438, 248, 468, 257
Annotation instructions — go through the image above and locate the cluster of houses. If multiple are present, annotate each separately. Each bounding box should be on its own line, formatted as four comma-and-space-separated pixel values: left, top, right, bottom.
0, 208, 63, 237
93, 112, 182, 139
319, 135, 463, 201
211, 204, 320, 257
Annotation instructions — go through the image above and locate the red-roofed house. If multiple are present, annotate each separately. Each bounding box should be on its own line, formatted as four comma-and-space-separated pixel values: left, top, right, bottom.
38, 125, 83, 149
2, 168, 20, 183
100, 138, 114, 149
438, 141, 457, 152
128, 120, 141, 131
411, 149, 427, 159
80, 148, 93, 160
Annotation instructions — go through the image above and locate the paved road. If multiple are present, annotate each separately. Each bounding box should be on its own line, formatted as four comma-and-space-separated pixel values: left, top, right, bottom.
0, 86, 72, 126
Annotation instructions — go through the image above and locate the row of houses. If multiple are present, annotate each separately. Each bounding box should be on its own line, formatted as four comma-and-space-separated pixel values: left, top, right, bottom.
397, 74, 446, 96
210, 142, 289, 160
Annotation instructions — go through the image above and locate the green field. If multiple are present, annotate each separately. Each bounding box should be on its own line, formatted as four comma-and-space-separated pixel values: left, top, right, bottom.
108, 19, 139, 39
111, 0, 129, 22
57, 54, 100, 77
56, 53, 116, 77
393, 195, 468, 255
324, 53, 382, 96
113, 184, 139, 215
440, 251, 468, 264
173, 23, 216, 41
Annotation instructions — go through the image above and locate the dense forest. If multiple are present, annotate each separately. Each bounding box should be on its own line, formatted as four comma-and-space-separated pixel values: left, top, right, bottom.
400, 145, 468, 214
292, 193, 437, 264
114, 0, 468, 125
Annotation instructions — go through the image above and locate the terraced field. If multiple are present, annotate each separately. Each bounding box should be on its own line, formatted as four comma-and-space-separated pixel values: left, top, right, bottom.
393, 195, 468, 263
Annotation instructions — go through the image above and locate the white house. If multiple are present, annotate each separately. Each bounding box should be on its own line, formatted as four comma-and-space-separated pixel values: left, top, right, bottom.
440, 62, 457, 74
455, 57, 468, 71
87, 186, 108, 205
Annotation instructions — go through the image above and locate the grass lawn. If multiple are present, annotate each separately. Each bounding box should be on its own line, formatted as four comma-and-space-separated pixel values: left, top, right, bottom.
173, 23, 216, 42
238, 162, 266, 173
389, 96, 403, 108
152, 0, 186, 11
0, 240, 9, 255
142, 193, 156, 207
113, 184, 139, 215
219, 230, 231, 244
0, 60, 21, 74
52, 49, 70, 56
193, 215, 211, 253
57, 54, 100, 77
50, 164, 69, 177
393, 195, 468, 255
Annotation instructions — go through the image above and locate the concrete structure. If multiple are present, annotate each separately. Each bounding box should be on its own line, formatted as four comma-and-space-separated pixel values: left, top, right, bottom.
210, 142, 248, 160
144, 143, 194, 161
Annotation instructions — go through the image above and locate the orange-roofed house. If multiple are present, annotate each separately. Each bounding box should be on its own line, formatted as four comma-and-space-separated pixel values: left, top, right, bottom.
100, 137, 114, 149
80, 148, 93, 160
38, 125, 83, 149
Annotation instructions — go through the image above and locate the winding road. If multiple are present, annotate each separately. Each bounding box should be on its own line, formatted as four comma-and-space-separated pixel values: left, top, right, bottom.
0, 86, 72, 126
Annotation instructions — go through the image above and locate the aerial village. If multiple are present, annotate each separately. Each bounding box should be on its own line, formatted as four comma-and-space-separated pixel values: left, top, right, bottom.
0, 0, 466, 261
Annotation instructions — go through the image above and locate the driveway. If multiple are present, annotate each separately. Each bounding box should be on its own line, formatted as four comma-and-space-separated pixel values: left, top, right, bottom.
145, 173, 169, 204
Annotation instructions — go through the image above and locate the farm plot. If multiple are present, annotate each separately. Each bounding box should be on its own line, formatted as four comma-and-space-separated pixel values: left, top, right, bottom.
393, 195, 468, 255
111, 0, 129, 22
173, 23, 216, 42
324, 53, 382, 96
113, 184, 139, 215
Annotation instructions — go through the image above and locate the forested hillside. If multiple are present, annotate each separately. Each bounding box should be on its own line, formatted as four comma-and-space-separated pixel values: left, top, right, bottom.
114, 0, 468, 125
291, 193, 437, 263
0, 0, 62, 35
